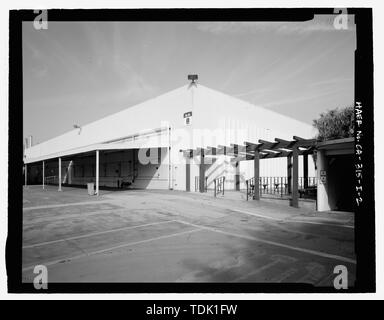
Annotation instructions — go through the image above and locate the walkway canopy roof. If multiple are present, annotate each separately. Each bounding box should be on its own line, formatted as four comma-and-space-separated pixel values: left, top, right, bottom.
181, 136, 318, 160
24, 127, 170, 164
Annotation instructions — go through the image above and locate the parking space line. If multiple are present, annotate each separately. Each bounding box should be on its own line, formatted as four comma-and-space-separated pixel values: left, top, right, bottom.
285, 219, 354, 229
23, 208, 130, 226
23, 200, 114, 211
231, 260, 282, 282
230, 209, 282, 221
23, 220, 178, 249
230, 208, 354, 229
22, 227, 203, 272
175, 220, 356, 265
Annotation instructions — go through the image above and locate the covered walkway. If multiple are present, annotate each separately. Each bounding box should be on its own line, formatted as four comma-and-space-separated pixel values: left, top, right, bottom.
181, 136, 317, 208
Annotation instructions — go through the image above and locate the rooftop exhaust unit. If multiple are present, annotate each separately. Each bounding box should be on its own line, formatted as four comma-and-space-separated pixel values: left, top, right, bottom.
188, 74, 198, 84
73, 124, 82, 134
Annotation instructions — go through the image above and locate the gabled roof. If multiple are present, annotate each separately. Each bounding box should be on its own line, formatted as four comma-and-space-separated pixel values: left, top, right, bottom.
24, 83, 315, 163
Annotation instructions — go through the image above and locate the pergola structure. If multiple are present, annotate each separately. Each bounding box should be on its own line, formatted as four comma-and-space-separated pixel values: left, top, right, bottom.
181, 136, 317, 208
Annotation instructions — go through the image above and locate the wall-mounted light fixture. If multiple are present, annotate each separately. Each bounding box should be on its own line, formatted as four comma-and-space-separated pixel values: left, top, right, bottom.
73, 124, 82, 135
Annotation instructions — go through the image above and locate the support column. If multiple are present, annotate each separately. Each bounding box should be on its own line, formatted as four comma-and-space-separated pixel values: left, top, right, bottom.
42, 161, 45, 190
58, 158, 62, 191
199, 149, 205, 193
24, 164, 27, 187
253, 150, 260, 200
317, 150, 330, 211
132, 149, 136, 183
303, 154, 308, 189
291, 148, 299, 208
186, 152, 191, 192
96, 150, 99, 196
287, 155, 292, 194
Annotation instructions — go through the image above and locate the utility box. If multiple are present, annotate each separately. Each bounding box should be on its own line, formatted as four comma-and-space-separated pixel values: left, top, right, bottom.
87, 183, 95, 196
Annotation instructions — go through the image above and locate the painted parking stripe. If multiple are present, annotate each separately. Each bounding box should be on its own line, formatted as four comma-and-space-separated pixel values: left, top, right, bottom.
22, 227, 203, 272
22, 208, 135, 226
231, 256, 295, 282
175, 220, 356, 265
23, 220, 178, 249
23, 200, 113, 211
230, 209, 282, 221
285, 219, 354, 229
230, 208, 354, 229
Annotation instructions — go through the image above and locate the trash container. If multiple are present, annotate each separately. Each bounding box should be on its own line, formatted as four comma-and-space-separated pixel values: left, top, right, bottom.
87, 183, 95, 196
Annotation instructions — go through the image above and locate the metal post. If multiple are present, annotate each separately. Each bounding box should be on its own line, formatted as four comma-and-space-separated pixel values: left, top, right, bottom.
246, 180, 249, 201
24, 164, 27, 187
214, 179, 217, 197
42, 161, 45, 190
96, 150, 99, 196
280, 176, 283, 197
58, 157, 62, 191
291, 147, 299, 208
303, 154, 308, 189
186, 156, 190, 192
133, 149, 136, 182
199, 149, 205, 193
253, 150, 260, 200
234, 145, 240, 191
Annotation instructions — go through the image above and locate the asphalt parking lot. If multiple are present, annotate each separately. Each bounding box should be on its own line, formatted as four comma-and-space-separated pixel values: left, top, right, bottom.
22, 185, 355, 285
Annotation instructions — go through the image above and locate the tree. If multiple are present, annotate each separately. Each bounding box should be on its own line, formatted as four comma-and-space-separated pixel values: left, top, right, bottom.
313, 106, 354, 141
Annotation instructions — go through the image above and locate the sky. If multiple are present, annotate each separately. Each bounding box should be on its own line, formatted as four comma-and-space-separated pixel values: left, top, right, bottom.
23, 16, 356, 144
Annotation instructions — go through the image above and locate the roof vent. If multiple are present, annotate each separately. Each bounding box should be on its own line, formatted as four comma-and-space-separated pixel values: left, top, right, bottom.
188, 74, 198, 84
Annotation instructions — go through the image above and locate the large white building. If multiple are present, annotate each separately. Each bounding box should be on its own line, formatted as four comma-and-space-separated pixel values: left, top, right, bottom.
24, 78, 316, 193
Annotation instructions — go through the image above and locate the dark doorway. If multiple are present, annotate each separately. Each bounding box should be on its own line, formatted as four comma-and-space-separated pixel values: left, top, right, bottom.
327, 154, 354, 212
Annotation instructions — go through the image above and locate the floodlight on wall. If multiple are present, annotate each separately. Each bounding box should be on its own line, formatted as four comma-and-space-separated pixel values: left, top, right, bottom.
73, 124, 82, 135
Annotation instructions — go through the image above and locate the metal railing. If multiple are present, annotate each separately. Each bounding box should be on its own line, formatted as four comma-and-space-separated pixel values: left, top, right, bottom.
246, 177, 255, 201
260, 177, 288, 196
45, 176, 58, 185
246, 176, 317, 200
214, 176, 225, 197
